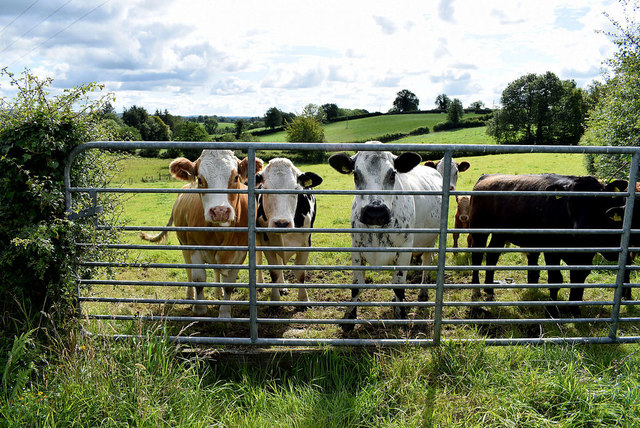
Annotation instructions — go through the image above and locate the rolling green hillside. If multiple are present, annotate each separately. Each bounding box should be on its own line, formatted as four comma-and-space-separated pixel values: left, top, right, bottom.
258, 113, 481, 143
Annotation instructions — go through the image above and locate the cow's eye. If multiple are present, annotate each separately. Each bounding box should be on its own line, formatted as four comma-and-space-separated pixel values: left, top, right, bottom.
196, 177, 204, 188
353, 171, 360, 183
389, 170, 396, 182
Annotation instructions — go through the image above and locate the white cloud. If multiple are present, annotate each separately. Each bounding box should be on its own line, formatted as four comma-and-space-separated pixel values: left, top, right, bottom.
0, 0, 621, 116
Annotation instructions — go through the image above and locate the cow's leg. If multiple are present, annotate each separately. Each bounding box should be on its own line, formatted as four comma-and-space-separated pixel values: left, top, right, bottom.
623, 255, 633, 300
293, 251, 310, 302
218, 268, 240, 319
543, 252, 562, 318
483, 235, 506, 300
342, 252, 365, 332
567, 259, 591, 317
470, 232, 489, 299
452, 217, 462, 248
183, 250, 208, 315
262, 250, 282, 302
418, 250, 433, 302
392, 252, 411, 319
526, 252, 541, 284
213, 269, 222, 300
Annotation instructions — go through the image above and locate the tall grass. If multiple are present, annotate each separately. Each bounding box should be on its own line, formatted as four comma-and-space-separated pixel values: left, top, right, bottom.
2, 329, 640, 426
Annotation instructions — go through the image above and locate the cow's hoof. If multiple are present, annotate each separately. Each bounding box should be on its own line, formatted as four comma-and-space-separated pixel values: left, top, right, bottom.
417, 290, 429, 302
218, 306, 232, 319
340, 312, 357, 333
192, 304, 208, 316
279, 288, 289, 296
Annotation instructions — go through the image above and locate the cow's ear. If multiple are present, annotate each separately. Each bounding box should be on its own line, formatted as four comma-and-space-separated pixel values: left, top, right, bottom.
329, 153, 354, 174
605, 179, 628, 192
255, 172, 264, 186
457, 161, 471, 172
169, 157, 197, 182
298, 172, 323, 188
255, 157, 264, 173
424, 160, 438, 169
607, 206, 624, 223
395, 152, 422, 173
546, 183, 567, 199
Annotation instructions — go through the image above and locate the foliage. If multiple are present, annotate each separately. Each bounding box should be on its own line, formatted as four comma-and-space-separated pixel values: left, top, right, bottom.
302, 103, 327, 122
285, 112, 326, 162
468, 100, 485, 112
391, 89, 420, 112
264, 107, 283, 129
583, 0, 640, 178
435, 93, 451, 111
447, 98, 464, 124
234, 119, 246, 139
321, 103, 340, 121
0, 69, 122, 336
487, 71, 588, 145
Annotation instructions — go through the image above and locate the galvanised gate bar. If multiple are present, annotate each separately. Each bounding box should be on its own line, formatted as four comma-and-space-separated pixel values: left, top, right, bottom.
65, 141, 640, 346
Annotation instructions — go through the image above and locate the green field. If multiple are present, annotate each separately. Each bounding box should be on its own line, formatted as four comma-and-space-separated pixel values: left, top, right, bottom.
258, 113, 480, 143
5, 130, 640, 427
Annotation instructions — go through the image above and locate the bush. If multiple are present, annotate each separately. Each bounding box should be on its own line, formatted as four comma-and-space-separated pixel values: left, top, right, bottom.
0, 69, 122, 337
285, 115, 326, 162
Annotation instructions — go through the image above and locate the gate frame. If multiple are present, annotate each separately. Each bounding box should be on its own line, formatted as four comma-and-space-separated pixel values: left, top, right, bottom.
65, 141, 640, 346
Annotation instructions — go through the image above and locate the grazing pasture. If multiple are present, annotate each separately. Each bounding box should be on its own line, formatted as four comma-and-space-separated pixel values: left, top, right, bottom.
79, 145, 640, 343
257, 113, 482, 143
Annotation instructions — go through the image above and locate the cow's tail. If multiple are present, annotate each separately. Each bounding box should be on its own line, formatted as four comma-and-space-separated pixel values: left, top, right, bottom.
139, 212, 173, 244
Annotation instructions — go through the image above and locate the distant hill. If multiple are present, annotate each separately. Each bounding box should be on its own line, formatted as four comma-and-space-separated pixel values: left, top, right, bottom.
257, 112, 484, 144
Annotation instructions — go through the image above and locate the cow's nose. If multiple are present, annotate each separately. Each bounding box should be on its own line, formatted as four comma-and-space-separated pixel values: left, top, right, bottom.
209, 206, 231, 223
459, 215, 469, 223
360, 204, 391, 226
273, 219, 291, 228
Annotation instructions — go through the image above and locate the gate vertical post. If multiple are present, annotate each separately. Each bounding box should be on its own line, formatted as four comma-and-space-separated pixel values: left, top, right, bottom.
433, 151, 453, 345
609, 152, 640, 340
247, 148, 259, 342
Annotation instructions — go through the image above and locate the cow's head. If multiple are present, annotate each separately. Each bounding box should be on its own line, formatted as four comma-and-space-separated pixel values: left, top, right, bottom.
425, 158, 470, 190
255, 158, 322, 228
169, 150, 263, 225
329, 142, 421, 227
455, 195, 471, 225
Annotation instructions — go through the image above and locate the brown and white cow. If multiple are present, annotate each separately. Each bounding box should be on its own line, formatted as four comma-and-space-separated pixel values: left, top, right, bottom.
140, 149, 263, 318
425, 157, 470, 190
453, 195, 472, 248
255, 158, 323, 303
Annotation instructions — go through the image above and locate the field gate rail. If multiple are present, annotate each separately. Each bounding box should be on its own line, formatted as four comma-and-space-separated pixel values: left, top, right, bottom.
64, 141, 640, 346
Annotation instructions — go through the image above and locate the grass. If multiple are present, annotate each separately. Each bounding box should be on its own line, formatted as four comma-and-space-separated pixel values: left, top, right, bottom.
4, 125, 640, 426
3, 328, 640, 426
258, 113, 479, 143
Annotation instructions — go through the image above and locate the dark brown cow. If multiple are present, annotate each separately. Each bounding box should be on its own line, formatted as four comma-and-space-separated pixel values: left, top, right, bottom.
141, 150, 263, 318
469, 173, 628, 313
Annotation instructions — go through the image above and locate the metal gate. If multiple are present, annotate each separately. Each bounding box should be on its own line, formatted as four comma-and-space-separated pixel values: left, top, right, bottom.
64, 141, 640, 346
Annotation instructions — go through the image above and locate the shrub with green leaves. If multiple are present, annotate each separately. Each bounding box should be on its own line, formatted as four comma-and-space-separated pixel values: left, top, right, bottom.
285, 114, 326, 162
0, 69, 122, 336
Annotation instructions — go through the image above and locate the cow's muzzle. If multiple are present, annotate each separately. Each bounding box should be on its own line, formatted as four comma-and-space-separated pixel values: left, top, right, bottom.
208, 206, 233, 223
360, 203, 391, 226
271, 219, 292, 228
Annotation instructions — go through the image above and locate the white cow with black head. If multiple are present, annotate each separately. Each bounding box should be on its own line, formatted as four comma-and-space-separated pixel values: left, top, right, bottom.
329, 141, 442, 331
255, 158, 323, 303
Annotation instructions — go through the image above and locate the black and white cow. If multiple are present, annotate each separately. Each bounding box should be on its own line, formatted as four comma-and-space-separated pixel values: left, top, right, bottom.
329, 141, 442, 331
255, 158, 323, 302
425, 157, 470, 190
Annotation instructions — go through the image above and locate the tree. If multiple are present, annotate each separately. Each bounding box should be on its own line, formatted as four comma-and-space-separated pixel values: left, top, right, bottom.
174, 121, 209, 142
204, 116, 219, 134
392, 89, 420, 112
435, 94, 451, 111
0, 69, 121, 334
321, 103, 340, 121
447, 98, 464, 123
234, 119, 246, 139
468, 100, 485, 112
302, 103, 327, 122
264, 107, 283, 129
285, 111, 325, 162
584, 0, 640, 178
487, 72, 587, 145
122, 105, 149, 129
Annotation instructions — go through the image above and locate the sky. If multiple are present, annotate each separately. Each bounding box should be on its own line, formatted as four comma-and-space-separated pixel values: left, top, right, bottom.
0, 0, 625, 117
